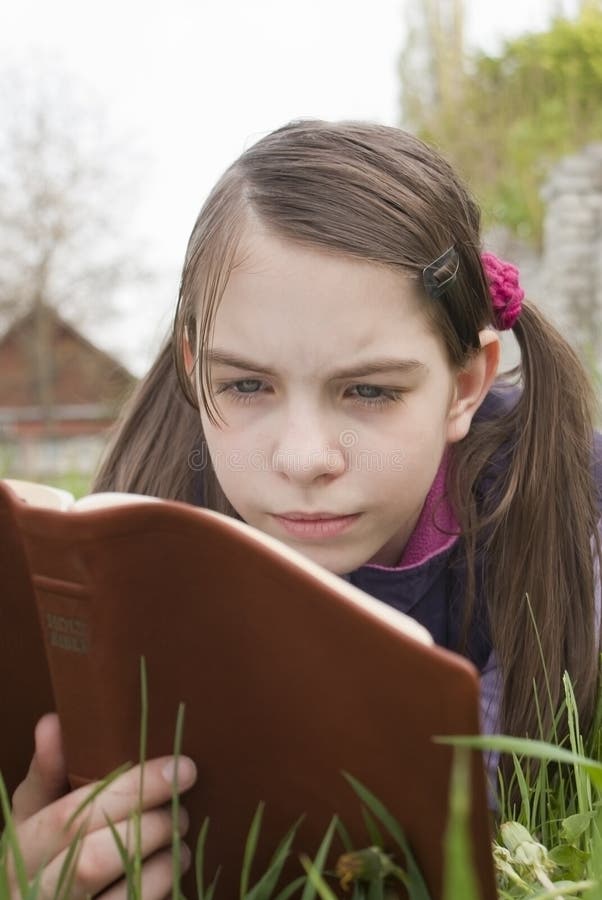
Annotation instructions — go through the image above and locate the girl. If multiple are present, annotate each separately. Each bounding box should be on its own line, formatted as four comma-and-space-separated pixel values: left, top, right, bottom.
10, 119, 602, 897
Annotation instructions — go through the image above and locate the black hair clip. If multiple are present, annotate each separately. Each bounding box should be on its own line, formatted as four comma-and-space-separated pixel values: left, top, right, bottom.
422, 246, 460, 299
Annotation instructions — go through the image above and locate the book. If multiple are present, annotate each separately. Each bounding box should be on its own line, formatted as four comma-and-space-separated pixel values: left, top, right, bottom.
0, 478, 496, 899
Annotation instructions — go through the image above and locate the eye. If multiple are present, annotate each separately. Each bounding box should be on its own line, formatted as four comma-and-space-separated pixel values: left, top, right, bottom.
215, 379, 267, 405
214, 380, 405, 409
353, 385, 383, 400
230, 379, 262, 394
347, 384, 405, 408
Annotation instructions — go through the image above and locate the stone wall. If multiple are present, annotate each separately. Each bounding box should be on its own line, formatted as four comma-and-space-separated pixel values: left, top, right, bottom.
541, 144, 602, 364
484, 143, 602, 375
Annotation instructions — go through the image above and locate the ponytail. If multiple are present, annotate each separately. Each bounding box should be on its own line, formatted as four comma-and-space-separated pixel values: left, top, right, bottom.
450, 300, 602, 743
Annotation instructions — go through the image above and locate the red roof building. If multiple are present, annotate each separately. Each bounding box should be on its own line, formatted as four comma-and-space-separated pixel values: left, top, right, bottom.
0, 306, 136, 477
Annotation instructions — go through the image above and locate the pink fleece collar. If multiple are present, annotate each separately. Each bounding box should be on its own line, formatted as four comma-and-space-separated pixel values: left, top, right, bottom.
365, 451, 460, 572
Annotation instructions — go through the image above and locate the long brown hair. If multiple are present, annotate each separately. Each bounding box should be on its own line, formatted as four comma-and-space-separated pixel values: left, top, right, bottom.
94, 119, 601, 743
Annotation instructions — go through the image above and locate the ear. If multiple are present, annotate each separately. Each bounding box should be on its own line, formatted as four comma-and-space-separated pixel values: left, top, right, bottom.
446, 329, 500, 444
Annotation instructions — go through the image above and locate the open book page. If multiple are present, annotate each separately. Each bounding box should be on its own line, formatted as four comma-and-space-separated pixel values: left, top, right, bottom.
2, 478, 75, 510
1, 479, 161, 512
2, 478, 433, 647
72, 492, 161, 511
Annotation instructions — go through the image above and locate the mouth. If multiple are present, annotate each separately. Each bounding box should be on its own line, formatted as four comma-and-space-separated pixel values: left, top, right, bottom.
271, 512, 361, 539
276, 511, 353, 521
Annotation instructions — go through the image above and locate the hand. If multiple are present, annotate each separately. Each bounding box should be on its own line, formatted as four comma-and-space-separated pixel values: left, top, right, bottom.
8, 713, 197, 900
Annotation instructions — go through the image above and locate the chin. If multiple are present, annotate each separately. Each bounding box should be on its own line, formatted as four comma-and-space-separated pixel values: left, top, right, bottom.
292, 546, 370, 577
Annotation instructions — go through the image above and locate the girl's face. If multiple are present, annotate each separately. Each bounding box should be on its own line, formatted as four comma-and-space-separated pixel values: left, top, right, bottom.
195, 227, 497, 575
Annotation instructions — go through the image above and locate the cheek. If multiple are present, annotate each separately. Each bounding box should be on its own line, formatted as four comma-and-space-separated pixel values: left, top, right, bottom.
372, 425, 447, 490
384, 402, 450, 455
200, 416, 228, 474
201, 418, 260, 489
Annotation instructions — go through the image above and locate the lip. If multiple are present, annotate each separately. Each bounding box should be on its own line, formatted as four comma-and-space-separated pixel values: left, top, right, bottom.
277, 511, 350, 521
272, 513, 361, 539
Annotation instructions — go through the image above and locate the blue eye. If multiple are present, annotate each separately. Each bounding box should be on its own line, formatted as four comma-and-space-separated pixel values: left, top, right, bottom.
233, 379, 262, 393
353, 385, 381, 399
214, 380, 404, 409
348, 385, 404, 408
215, 379, 266, 406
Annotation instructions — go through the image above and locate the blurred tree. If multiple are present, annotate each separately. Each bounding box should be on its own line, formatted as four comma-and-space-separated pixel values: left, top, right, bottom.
400, 0, 467, 144
0, 64, 147, 424
400, 1, 602, 245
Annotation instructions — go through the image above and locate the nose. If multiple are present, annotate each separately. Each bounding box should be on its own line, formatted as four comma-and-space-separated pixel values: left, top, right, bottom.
271, 413, 347, 484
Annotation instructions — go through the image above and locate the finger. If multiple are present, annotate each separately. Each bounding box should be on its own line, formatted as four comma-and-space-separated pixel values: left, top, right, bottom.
12, 714, 69, 824
14, 755, 197, 877
97, 844, 192, 900
35, 807, 189, 900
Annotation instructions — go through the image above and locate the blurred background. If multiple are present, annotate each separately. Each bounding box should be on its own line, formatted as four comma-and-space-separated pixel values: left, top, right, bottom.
1, 0, 600, 490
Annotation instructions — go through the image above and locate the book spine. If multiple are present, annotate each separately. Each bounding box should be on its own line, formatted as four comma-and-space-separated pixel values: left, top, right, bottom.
32, 574, 100, 788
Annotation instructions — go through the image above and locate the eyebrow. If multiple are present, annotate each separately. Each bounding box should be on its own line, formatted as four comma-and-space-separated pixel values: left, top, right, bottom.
206, 350, 426, 380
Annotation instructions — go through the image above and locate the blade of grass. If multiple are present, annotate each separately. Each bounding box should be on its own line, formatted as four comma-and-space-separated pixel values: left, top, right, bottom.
441, 749, 480, 900
526, 593, 559, 745
511, 751, 533, 832
54, 821, 86, 900
0, 837, 11, 900
246, 857, 297, 900
0, 775, 28, 898
299, 855, 339, 900
22, 866, 44, 900
194, 816, 210, 900
192, 817, 223, 900
204, 866, 222, 900
171, 701, 186, 900
134, 656, 149, 900
266, 815, 304, 872
438, 736, 602, 791
246, 816, 304, 900
334, 818, 353, 854
273, 875, 308, 900
529, 882, 596, 898
64, 761, 132, 831
104, 813, 135, 896
532, 681, 556, 834
584, 802, 602, 900
300, 816, 338, 900
240, 802, 265, 899
341, 773, 430, 900
586, 654, 602, 761
361, 806, 386, 849
565, 672, 591, 817
367, 877, 385, 900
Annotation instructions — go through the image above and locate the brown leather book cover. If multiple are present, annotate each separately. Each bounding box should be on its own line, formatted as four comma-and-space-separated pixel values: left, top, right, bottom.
1, 481, 496, 899
0, 484, 55, 810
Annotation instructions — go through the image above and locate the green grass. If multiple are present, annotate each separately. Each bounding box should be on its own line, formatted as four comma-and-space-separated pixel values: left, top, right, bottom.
442, 663, 602, 898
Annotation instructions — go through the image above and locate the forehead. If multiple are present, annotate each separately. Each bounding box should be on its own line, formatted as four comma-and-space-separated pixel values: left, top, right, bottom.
210, 227, 438, 371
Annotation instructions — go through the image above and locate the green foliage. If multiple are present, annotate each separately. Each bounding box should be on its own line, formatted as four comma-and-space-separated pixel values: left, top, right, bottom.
442, 749, 480, 900
441, 663, 602, 897
402, 3, 602, 243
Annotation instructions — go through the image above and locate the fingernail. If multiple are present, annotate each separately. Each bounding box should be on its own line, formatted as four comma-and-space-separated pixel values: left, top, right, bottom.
161, 757, 196, 788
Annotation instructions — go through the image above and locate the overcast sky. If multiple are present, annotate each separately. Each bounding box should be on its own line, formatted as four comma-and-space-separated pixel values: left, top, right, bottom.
1, 0, 581, 371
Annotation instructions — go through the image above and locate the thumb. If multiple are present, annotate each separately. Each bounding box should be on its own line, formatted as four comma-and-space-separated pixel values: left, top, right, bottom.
12, 713, 69, 824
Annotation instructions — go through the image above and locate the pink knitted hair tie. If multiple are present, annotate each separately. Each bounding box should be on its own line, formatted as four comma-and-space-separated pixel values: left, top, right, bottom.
481, 252, 524, 331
